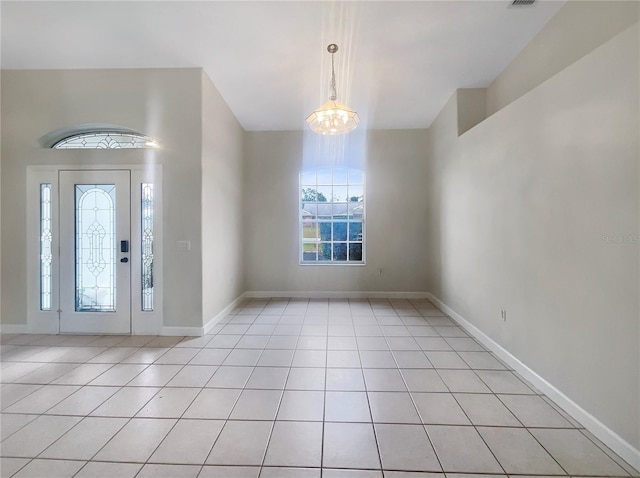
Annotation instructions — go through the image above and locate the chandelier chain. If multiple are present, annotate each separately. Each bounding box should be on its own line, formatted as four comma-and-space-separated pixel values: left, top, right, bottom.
330, 51, 337, 101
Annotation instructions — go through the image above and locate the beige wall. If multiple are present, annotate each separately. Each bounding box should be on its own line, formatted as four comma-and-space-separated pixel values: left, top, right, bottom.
1, 1, 638, 461
426, 22, 639, 451
201, 72, 245, 322
457, 88, 487, 136
243, 129, 429, 294
1, 68, 205, 328
487, 1, 639, 115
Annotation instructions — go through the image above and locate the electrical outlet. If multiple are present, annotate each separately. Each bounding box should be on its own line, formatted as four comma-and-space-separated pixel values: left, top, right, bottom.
500, 309, 507, 322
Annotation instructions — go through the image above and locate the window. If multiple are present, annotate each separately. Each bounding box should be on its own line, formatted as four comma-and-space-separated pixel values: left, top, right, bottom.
40, 184, 53, 310
300, 168, 364, 264
141, 183, 154, 311
52, 132, 158, 149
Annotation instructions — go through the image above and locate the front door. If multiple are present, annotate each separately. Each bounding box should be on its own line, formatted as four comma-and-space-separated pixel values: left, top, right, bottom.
59, 170, 131, 334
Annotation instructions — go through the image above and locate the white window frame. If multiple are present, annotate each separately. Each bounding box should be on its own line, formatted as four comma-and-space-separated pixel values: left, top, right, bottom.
299, 167, 366, 265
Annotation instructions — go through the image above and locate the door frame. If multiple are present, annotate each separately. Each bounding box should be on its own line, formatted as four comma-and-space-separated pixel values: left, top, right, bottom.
26, 164, 163, 335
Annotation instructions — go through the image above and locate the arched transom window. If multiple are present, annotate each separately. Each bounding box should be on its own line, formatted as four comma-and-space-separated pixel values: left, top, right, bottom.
53, 132, 158, 149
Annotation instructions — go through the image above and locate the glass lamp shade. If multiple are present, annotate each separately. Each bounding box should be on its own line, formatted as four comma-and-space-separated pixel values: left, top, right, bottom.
305, 99, 360, 135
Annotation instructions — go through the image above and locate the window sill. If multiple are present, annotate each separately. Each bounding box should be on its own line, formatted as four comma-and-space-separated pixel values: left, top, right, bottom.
299, 261, 366, 266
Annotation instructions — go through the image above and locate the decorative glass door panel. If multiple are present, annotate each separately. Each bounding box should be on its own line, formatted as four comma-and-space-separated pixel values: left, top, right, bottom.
60, 171, 131, 333
75, 184, 117, 312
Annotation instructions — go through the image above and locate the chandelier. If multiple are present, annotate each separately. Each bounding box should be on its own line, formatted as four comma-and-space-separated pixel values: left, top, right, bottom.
306, 44, 359, 135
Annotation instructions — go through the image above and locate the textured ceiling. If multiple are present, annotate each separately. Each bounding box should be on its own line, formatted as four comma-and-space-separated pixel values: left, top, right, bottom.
1, 1, 564, 130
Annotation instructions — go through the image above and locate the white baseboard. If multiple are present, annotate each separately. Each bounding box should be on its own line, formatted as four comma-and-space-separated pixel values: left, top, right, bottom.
426, 292, 640, 473
0, 324, 28, 334
161, 325, 203, 337
163, 293, 251, 337
244, 291, 430, 299
203, 293, 248, 334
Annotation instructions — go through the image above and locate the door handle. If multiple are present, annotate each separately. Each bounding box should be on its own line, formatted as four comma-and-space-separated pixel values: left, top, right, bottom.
120, 240, 129, 253
120, 257, 129, 263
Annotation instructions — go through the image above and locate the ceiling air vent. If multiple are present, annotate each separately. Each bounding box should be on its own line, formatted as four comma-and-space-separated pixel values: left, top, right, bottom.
511, 0, 535, 5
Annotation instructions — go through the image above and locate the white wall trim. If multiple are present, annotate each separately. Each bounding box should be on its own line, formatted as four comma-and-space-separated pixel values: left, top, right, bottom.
203, 293, 248, 334
161, 326, 203, 337
426, 292, 640, 473
0, 324, 29, 334
244, 291, 430, 299
163, 293, 248, 337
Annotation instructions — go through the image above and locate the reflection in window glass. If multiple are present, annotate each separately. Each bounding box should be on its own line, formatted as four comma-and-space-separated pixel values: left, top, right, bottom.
333, 223, 348, 241
300, 168, 364, 264
349, 243, 363, 261
319, 243, 332, 261
348, 222, 363, 241
333, 243, 348, 261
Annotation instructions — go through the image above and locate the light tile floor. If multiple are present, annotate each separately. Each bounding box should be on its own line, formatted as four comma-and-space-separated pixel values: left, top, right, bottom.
1, 298, 638, 478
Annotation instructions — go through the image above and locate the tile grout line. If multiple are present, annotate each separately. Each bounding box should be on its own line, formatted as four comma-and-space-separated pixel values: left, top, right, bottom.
1, 296, 635, 477
430, 308, 574, 477
319, 304, 328, 478
257, 299, 305, 476
64, 352, 188, 476
427, 322, 512, 475
201, 309, 267, 471
356, 305, 387, 478
378, 304, 446, 475
132, 353, 213, 473
435, 310, 582, 476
